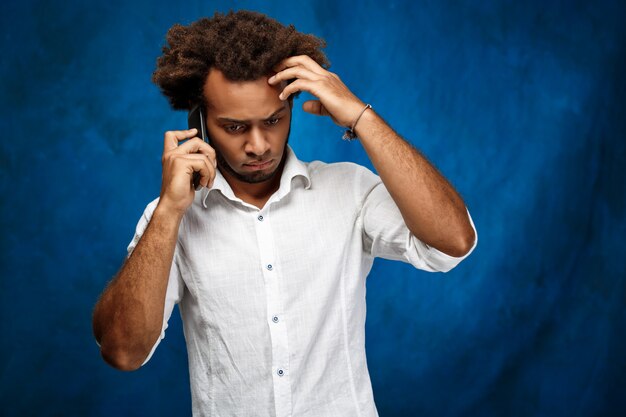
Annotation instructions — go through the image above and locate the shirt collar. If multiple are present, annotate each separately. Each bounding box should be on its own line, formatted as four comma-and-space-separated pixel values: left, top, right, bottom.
201, 145, 311, 208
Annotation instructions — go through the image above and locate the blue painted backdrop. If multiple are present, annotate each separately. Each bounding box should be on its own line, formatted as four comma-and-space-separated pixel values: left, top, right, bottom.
1, 0, 625, 416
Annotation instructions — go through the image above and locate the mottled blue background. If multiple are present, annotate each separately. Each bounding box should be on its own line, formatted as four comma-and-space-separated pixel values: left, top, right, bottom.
1, 0, 625, 416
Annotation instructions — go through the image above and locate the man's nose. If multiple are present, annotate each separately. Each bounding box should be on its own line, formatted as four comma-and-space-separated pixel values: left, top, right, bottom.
245, 127, 270, 156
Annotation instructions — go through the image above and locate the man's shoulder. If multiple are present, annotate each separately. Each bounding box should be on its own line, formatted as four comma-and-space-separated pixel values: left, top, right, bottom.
305, 159, 376, 180
295, 159, 382, 200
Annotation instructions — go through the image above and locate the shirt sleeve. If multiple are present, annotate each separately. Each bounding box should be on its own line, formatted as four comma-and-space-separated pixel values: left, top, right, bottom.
126, 197, 185, 367
358, 168, 477, 273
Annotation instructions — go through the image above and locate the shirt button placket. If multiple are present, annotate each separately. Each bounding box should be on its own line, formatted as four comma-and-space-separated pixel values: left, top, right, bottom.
253, 209, 292, 417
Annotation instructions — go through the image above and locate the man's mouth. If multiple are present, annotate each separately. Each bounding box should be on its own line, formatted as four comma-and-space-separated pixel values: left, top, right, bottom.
243, 159, 273, 170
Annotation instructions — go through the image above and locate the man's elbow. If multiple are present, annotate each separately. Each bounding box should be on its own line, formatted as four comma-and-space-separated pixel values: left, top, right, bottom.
92, 308, 152, 371
99, 343, 146, 372
453, 227, 477, 257
440, 228, 476, 258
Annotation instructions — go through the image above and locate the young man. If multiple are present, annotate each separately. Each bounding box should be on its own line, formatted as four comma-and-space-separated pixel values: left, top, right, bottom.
92, 10, 477, 417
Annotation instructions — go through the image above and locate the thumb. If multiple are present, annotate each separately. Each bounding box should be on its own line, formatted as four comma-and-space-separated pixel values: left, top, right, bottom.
302, 100, 330, 117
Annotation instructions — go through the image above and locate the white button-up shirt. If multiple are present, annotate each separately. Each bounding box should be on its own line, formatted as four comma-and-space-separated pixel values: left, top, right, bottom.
126, 145, 477, 417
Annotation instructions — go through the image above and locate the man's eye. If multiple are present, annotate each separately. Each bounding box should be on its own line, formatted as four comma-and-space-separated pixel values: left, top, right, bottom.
265, 118, 280, 126
225, 124, 245, 133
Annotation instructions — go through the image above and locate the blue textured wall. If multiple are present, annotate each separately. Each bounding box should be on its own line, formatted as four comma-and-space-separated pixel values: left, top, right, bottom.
1, 0, 625, 416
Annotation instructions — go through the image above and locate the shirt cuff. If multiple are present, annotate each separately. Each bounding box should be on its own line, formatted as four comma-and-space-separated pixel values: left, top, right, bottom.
408, 207, 478, 273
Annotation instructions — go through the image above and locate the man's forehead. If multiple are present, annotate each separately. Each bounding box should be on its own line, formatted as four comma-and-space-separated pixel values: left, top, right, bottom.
202, 68, 287, 118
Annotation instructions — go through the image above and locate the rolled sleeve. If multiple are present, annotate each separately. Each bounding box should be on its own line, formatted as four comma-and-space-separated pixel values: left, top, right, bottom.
405, 207, 477, 272
125, 198, 185, 366
359, 171, 477, 273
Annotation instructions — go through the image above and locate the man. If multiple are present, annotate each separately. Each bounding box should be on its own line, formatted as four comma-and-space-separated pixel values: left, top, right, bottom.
92, 10, 477, 417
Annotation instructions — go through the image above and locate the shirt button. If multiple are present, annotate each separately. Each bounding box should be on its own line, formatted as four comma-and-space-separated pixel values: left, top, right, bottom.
267, 264, 273, 271
257, 215, 264, 221
277, 368, 285, 377
272, 316, 279, 323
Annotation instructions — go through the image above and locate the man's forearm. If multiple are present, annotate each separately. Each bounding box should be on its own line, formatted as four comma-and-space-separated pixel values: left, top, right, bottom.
354, 109, 475, 257
268, 55, 474, 256
92, 204, 182, 370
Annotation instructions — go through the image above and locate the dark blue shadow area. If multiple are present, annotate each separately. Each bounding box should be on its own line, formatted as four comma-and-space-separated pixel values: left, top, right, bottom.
1, 0, 625, 416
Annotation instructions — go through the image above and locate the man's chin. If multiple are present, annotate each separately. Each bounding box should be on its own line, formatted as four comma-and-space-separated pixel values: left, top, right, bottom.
220, 156, 284, 184
237, 169, 279, 184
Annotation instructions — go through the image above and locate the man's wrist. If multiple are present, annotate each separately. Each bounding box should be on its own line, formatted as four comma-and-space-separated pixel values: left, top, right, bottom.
352, 107, 381, 142
154, 200, 186, 227
342, 104, 373, 141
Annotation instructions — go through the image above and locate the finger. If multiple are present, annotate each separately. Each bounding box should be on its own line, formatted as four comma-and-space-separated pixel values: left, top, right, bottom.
302, 100, 330, 117
179, 154, 216, 188
175, 138, 217, 166
163, 128, 198, 153
279, 79, 314, 101
268, 66, 322, 85
201, 145, 218, 168
273, 55, 325, 75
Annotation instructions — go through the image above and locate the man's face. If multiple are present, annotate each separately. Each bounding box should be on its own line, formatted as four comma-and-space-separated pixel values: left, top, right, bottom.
202, 69, 291, 185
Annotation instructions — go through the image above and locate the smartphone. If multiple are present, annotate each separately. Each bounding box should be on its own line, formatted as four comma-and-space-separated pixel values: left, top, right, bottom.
187, 104, 210, 190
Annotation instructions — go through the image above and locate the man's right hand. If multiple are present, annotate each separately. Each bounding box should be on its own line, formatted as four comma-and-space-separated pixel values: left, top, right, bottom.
158, 128, 217, 215
94, 130, 212, 369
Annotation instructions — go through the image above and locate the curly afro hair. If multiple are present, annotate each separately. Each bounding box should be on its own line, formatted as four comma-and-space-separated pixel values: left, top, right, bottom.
151, 10, 330, 111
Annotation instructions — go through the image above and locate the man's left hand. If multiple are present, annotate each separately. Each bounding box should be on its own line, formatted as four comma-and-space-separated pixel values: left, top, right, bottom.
268, 55, 365, 128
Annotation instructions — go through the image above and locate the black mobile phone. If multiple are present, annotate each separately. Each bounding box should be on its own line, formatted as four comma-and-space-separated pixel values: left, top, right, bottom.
187, 104, 210, 190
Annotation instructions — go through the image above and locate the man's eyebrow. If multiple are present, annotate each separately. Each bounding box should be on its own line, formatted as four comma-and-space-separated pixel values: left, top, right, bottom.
217, 106, 286, 123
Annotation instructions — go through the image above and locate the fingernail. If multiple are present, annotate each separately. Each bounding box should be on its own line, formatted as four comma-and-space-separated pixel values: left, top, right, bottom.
268, 75, 275, 83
